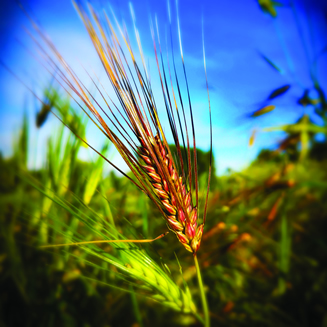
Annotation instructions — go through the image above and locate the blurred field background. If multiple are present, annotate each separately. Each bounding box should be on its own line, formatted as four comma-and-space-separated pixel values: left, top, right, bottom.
1, 0, 327, 326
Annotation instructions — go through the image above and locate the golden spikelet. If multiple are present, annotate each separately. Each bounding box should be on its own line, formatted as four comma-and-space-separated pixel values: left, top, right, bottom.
139, 133, 203, 253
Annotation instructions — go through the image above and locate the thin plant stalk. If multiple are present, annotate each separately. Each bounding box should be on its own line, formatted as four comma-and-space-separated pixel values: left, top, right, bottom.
26, 1, 212, 323
194, 254, 210, 327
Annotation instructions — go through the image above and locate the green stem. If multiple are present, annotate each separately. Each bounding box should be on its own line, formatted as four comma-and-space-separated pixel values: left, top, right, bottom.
194, 254, 210, 327
130, 285, 143, 327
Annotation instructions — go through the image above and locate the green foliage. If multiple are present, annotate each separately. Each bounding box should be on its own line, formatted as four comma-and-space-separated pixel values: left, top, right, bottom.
1, 114, 199, 326
1, 93, 327, 326
2, 1, 327, 325
14, 112, 28, 170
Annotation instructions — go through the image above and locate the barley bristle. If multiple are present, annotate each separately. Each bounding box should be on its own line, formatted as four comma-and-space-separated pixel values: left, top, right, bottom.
35, 2, 210, 254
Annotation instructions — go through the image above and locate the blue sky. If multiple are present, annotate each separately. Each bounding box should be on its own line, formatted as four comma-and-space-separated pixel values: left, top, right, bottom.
1, 0, 326, 175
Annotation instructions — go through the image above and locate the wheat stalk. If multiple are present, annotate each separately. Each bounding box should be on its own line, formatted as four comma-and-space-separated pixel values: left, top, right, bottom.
26, 2, 212, 324
28, 1, 212, 255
